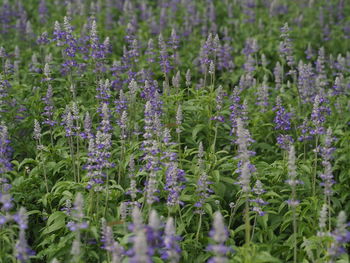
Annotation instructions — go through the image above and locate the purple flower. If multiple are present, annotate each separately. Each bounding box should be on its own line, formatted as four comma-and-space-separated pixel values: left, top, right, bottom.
85, 104, 114, 190
96, 79, 112, 105
229, 89, 248, 134
38, 0, 48, 24
42, 85, 56, 127
80, 112, 92, 140
328, 211, 350, 261
161, 217, 181, 262
317, 204, 328, 236
277, 134, 294, 151
256, 75, 269, 112
128, 207, 152, 263
305, 43, 314, 60
297, 120, 312, 139
142, 99, 163, 205
127, 156, 139, 200
146, 39, 156, 63
315, 47, 327, 89
234, 118, 256, 193
114, 89, 128, 115
15, 208, 35, 262
279, 23, 295, 71
101, 219, 123, 261
0, 123, 12, 174
243, 54, 255, 73
242, 38, 258, 56
194, 171, 213, 214
36, 32, 50, 45
298, 61, 316, 103
286, 145, 302, 207
274, 62, 283, 91
158, 34, 172, 75
207, 211, 231, 262
273, 97, 293, 131
250, 180, 268, 216
319, 128, 336, 197
310, 95, 331, 135
0, 190, 13, 212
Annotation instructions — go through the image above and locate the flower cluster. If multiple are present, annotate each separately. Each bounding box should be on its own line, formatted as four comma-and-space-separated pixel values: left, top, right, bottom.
207, 211, 231, 262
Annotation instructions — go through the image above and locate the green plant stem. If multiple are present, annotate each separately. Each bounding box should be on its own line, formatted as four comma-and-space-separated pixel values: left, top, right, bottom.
177, 205, 187, 234
196, 213, 202, 241
291, 175, 298, 263
104, 171, 109, 217
250, 214, 258, 242
118, 140, 125, 185
328, 197, 331, 232
37, 139, 50, 196
212, 123, 218, 153
292, 205, 297, 263
69, 136, 77, 182
313, 136, 319, 196
88, 190, 94, 217
177, 132, 182, 167
76, 135, 80, 183
244, 197, 251, 245
50, 126, 54, 146
228, 193, 242, 229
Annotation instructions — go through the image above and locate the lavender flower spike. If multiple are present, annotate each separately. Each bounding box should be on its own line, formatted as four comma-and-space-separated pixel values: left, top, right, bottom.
317, 204, 328, 237
319, 127, 336, 198
129, 206, 151, 263
15, 208, 35, 262
286, 145, 302, 206
175, 104, 182, 134
162, 217, 181, 263
207, 211, 231, 263
328, 211, 350, 262
130, 230, 151, 263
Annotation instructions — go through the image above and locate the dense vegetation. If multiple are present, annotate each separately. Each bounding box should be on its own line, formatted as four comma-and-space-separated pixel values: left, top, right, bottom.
0, 0, 350, 262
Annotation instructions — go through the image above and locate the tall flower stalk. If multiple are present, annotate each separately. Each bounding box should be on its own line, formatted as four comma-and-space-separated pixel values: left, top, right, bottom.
319, 128, 336, 231
207, 211, 231, 262
14, 207, 35, 262
311, 94, 331, 196
235, 118, 255, 244
33, 120, 49, 194
162, 217, 181, 263
194, 142, 212, 240
67, 193, 88, 263
286, 145, 302, 263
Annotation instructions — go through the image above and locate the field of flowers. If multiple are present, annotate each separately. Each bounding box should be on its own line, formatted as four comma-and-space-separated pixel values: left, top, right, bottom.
0, 0, 350, 262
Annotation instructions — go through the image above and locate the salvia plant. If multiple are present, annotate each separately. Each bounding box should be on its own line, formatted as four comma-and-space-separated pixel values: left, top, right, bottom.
0, 0, 349, 262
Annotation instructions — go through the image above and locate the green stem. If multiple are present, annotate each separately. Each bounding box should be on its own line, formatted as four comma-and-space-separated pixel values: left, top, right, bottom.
104, 171, 109, 217
76, 134, 80, 183
292, 205, 297, 263
244, 197, 250, 245
250, 213, 258, 242
118, 140, 125, 185
88, 190, 94, 217
196, 213, 202, 241
328, 197, 331, 232
177, 132, 182, 168
212, 123, 218, 153
177, 205, 187, 234
50, 126, 54, 146
313, 136, 319, 196
69, 136, 76, 182
228, 193, 242, 229
38, 139, 49, 195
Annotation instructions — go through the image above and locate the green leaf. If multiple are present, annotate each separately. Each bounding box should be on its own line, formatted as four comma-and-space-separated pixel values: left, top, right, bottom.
192, 124, 206, 141
42, 211, 66, 235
